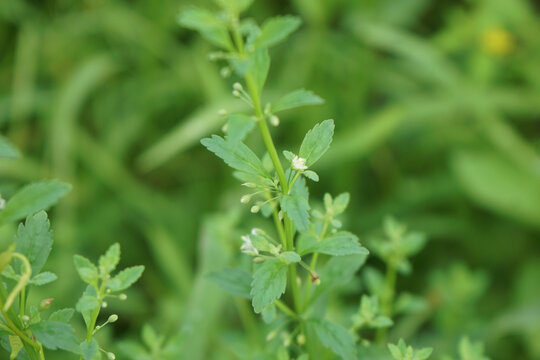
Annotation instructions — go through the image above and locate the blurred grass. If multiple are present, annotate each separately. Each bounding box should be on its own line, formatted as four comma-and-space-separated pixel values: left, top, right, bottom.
0, 0, 539, 359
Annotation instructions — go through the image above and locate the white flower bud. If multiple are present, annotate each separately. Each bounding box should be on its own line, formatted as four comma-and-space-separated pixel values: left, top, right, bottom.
108, 314, 119, 323
119, 294, 128, 300
241, 182, 257, 188
218, 109, 228, 117
107, 352, 116, 360
232, 90, 241, 98
250, 205, 260, 213
233, 82, 243, 91
270, 115, 280, 127
0, 197, 5, 210
101, 302, 108, 308
292, 156, 308, 171
240, 195, 251, 204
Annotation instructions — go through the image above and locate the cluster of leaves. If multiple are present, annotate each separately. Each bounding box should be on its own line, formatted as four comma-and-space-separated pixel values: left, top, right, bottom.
0, 137, 144, 359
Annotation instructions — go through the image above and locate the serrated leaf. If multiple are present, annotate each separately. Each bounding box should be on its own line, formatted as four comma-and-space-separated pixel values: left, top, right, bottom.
31, 321, 80, 353
251, 260, 287, 313
280, 194, 310, 233
313, 254, 367, 300
9, 335, 23, 359
107, 265, 144, 291
80, 339, 99, 360
0, 136, 19, 159
254, 16, 301, 49
310, 318, 356, 360
13, 211, 52, 275
299, 231, 368, 256
272, 89, 324, 113
49, 308, 75, 323
299, 120, 334, 167
201, 135, 268, 179
178, 7, 233, 50
0, 180, 71, 224
29, 271, 57, 286
98, 243, 120, 275
208, 267, 251, 299
73, 255, 98, 286
226, 113, 255, 143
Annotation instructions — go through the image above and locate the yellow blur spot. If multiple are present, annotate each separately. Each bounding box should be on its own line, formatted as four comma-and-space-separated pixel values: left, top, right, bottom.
481, 27, 515, 56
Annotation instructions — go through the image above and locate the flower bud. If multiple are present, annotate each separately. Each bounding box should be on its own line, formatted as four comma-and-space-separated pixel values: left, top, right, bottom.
297, 333, 306, 346
232, 90, 241, 98
119, 294, 128, 301
0, 197, 5, 210
108, 314, 119, 323
240, 195, 251, 204
253, 257, 265, 263
101, 301, 108, 308
270, 115, 280, 127
107, 352, 116, 360
218, 109, 228, 117
250, 205, 260, 213
39, 298, 54, 310
233, 82, 243, 91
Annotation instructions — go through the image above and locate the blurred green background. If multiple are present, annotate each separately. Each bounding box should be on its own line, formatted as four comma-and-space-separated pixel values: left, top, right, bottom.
1, 0, 539, 359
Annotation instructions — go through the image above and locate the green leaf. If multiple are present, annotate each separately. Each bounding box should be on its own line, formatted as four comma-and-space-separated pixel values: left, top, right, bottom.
213, 0, 253, 14
310, 318, 357, 360
9, 335, 23, 360
299, 120, 335, 167
251, 260, 287, 313
107, 265, 145, 291
177, 7, 233, 50
313, 254, 367, 301
29, 271, 57, 286
201, 135, 268, 179
452, 149, 540, 228
332, 193, 350, 214
98, 243, 120, 275
279, 251, 301, 264
280, 194, 310, 233
272, 89, 324, 113
80, 339, 99, 360
31, 321, 80, 353
49, 308, 75, 323
254, 16, 302, 49
226, 113, 255, 143
415, 348, 433, 360
0, 180, 71, 224
388, 343, 402, 360
73, 255, 99, 286
13, 211, 52, 275
246, 48, 270, 94
0, 244, 15, 274
299, 231, 369, 256
0, 136, 19, 159
76, 295, 100, 313
208, 267, 252, 299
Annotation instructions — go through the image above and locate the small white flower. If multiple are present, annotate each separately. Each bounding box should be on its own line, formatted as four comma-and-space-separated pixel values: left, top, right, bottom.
240, 235, 258, 255
292, 156, 308, 171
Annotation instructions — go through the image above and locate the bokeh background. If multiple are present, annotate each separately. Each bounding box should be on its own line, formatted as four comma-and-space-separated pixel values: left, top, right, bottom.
1, 0, 539, 359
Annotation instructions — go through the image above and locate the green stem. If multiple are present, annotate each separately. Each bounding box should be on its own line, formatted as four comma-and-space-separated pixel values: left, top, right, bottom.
274, 300, 296, 318
303, 219, 329, 311
377, 261, 397, 343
